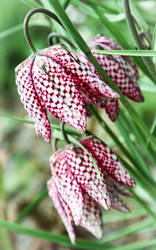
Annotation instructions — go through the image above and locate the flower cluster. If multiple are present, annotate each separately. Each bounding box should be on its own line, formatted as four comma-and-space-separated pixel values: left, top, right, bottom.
15, 44, 119, 142
15, 33, 138, 243
48, 136, 135, 243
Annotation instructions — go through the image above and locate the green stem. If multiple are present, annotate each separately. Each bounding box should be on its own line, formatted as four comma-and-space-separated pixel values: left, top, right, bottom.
62, 0, 70, 9
123, 0, 156, 83
48, 0, 156, 149
24, 8, 64, 53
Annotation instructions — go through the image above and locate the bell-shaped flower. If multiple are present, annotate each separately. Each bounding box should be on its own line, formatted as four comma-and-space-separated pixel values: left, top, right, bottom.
48, 136, 135, 243
79, 35, 144, 120
15, 44, 119, 142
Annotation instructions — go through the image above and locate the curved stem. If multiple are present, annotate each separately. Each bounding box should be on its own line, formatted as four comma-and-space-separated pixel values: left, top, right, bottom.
48, 32, 76, 49
123, 0, 156, 82
52, 138, 58, 152
24, 8, 64, 53
61, 122, 70, 144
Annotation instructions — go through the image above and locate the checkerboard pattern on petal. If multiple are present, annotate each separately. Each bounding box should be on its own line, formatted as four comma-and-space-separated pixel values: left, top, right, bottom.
48, 136, 135, 243
82, 34, 144, 103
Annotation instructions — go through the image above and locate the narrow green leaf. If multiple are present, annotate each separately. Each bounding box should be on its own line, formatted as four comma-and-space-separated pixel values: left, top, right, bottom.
15, 189, 48, 223
99, 218, 153, 244
0, 220, 111, 249
114, 237, 156, 250
103, 208, 147, 223
20, 0, 42, 9
0, 22, 50, 40
152, 24, 156, 64
116, 114, 154, 183
0, 113, 81, 136
94, 49, 156, 56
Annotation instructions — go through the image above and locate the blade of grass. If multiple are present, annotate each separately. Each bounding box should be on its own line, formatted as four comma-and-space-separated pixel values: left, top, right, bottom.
0, 220, 112, 249
116, 114, 154, 183
99, 218, 154, 244
62, 0, 71, 9
114, 237, 156, 250
0, 22, 50, 40
122, 110, 156, 164
0, 113, 81, 137
103, 208, 147, 223
94, 49, 156, 56
20, 0, 42, 8
15, 189, 48, 223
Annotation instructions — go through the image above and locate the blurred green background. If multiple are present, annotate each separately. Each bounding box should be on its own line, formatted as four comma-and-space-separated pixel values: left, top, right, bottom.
0, 0, 156, 249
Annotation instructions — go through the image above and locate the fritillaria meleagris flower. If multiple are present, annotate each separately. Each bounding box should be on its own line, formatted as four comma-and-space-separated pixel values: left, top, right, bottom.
79, 34, 144, 120
15, 44, 119, 142
48, 136, 135, 243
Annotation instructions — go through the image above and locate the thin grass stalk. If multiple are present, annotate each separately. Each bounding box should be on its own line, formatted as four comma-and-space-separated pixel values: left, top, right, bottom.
121, 110, 156, 164
0, 114, 81, 137
47, 0, 156, 149
15, 189, 48, 223
62, 0, 70, 9
99, 218, 153, 244
0, 220, 112, 250
116, 115, 154, 182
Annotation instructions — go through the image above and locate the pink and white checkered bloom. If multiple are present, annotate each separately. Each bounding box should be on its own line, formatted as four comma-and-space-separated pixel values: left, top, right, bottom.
48, 136, 135, 243
79, 34, 144, 120
15, 44, 119, 142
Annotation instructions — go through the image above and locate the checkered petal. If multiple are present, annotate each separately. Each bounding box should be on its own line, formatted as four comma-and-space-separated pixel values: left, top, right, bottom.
80, 192, 103, 238
107, 177, 130, 212
64, 147, 110, 210
81, 136, 135, 187
40, 45, 119, 101
109, 177, 134, 197
100, 98, 119, 122
87, 34, 144, 102
47, 177, 75, 243
32, 52, 87, 132
50, 150, 84, 224
15, 56, 51, 142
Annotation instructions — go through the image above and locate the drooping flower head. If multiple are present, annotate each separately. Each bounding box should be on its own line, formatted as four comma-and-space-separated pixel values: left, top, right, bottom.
15, 44, 119, 142
48, 136, 135, 243
79, 34, 144, 119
